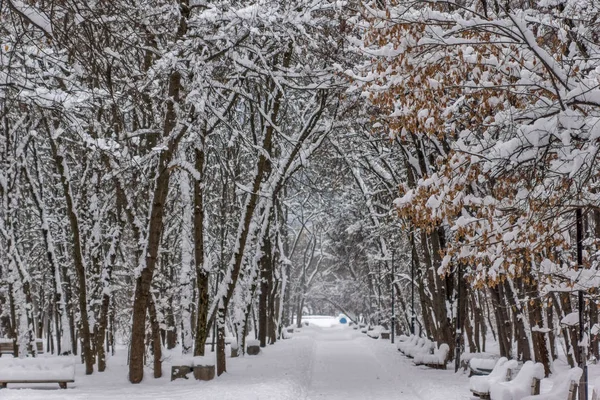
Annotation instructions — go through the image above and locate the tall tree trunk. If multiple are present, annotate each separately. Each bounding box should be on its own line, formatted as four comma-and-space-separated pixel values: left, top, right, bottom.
129, 0, 189, 381
259, 225, 272, 347
525, 277, 550, 376
129, 155, 172, 382
148, 295, 162, 379
48, 133, 94, 374
554, 292, 578, 367
193, 143, 209, 357
505, 278, 531, 361
489, 285, 511, 358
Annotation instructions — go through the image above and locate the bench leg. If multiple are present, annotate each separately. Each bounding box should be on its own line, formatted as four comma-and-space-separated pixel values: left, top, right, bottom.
59, 382, 67, 389
0, 383, 6, 389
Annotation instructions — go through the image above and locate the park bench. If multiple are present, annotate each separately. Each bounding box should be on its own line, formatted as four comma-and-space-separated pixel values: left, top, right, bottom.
489, 361, 544, 400
521, 367, 581, 400
0, 339, 44, 357
397, 334, 410, 342
397, 335, 419, 354
470, 357, 518, 399
460, 352, 498, 374
366, 326, 385, 339
0, 356, 75, 389
414, 343, 449, 369
470, 358, 501, 377
405, 338, 434, 359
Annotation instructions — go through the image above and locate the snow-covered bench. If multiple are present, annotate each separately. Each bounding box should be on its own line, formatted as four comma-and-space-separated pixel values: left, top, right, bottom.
460, 352, 498, 373
0, 356, 75, 389
397, 335, 419, 354
521, 367, 581, 400
398, 334, 410, 342
470, 358, 502, 376
366, 325, 385, 339
470, 357, 518, 399
490, 361, 545, 400
414, 343, 449, 369
405, 338, 434, 359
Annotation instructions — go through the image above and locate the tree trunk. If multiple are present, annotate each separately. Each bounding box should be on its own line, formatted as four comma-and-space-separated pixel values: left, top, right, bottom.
216, 310, 227, 376
259, 226, 272, 347
489, 285, 511, 358
48, 134, 94, 374
148, 295, 162, 379
193, 144, 210, 357
525, 278, 551, 376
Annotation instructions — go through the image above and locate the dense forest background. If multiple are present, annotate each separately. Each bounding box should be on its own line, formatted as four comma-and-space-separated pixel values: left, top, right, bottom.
1, 0, 599, 384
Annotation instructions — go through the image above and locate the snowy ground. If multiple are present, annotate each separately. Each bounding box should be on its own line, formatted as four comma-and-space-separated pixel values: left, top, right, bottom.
1, 322, 475, 400
6, 323, 600, 400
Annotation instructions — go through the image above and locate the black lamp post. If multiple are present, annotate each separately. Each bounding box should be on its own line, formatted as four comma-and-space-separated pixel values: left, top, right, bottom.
391, 249, 396, 344
455, 263, 462, 373
411, 252, 415, 335
576, 208, 588, 400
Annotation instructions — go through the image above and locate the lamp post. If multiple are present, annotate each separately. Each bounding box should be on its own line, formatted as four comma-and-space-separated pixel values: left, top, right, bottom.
411, 251, 415, 335
576, 208, 588, 400
377, 262, 382, 325
455, 263, 462, 373
391, 249, 396, 344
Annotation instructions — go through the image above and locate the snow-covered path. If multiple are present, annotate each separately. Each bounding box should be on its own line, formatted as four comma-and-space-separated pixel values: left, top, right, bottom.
305, 327, 420, 400
1, 325, 473, 400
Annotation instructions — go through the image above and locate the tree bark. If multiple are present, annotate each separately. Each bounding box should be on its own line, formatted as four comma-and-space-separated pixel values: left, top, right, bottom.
48, 134, 94, 374
193, 143, 210, 357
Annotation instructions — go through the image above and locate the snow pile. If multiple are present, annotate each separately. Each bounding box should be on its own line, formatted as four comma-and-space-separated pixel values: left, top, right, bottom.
170, 356, 194, 366
469, 357, 518, 395
192, 356, 215, 367
0, 356, 75, 381
246, 339, 260, 347
282, 329, 293, 339
560, 312, 579, 327
490, 361, 545, 400
522, 367, 582, 400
